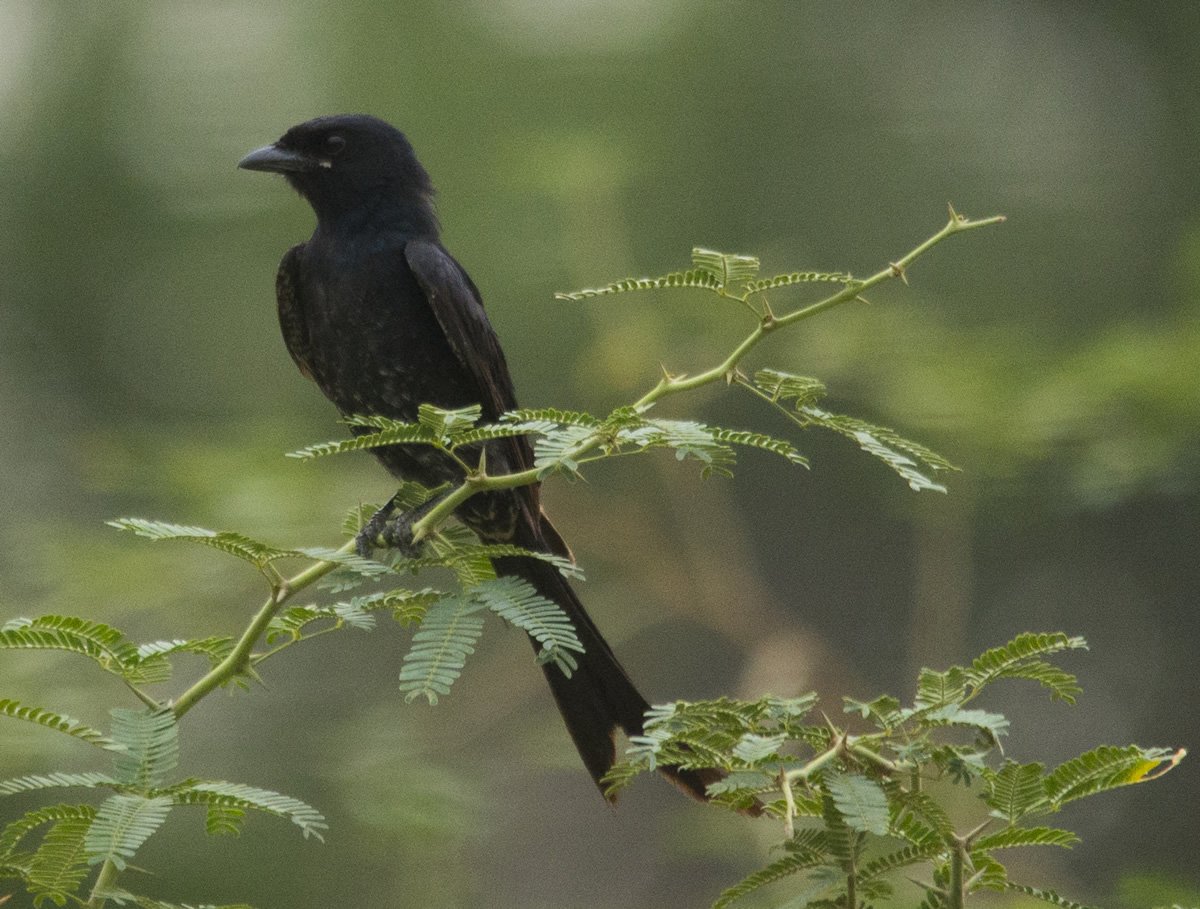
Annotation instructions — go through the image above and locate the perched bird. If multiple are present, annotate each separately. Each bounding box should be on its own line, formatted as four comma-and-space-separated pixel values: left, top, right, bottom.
239, 114, 718, 803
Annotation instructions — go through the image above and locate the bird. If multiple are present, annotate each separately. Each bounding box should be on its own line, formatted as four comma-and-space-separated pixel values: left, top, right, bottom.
238, 114, 720, 804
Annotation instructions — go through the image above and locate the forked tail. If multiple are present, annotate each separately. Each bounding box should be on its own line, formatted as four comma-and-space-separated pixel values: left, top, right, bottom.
491, 551, 726, 804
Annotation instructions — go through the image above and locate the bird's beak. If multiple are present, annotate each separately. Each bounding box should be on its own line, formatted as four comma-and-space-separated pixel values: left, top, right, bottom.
238, 143, 313, 174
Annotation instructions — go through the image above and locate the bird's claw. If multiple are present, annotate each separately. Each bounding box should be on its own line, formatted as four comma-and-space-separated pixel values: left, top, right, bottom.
355, 507, 426, 560
380, 511, 426, 559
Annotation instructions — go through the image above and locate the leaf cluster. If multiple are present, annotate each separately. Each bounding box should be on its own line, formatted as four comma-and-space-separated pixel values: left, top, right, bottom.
553, 247, 852, 302
603, 633, 1185, 909
749, 369, 957, 492
0, 706, 323, 907
1, 614, 233, 689
3, 513, 591, 906
15, 219, 1173, 909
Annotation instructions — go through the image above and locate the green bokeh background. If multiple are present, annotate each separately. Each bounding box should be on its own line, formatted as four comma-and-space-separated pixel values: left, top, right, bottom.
1, 3, 1197, 907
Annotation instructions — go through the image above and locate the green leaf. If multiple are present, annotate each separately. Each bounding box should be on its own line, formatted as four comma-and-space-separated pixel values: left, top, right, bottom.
0, 699, 120, 751
472, 577, 583, 676
914, 666, 968, 709
974, 826, 1079, 850
751, 369, 957, 491
27, 808, 95, 906
316, 406, 483, 456
0, 804, 95, 861
503, 408, 601, 429
702, 769, 779, 797
919, 704, 1010, 741
967, 853, 1010, 892
712, 829, 828, 909
890, 809, 940, 849
0, 615, 142, 680
287, 422, 440, 460
820, 789, 866, 866
0, 772, 119, 796
399, 540, 584, 584
897, 789, 956, 840
134, 637, 234, 671
265, 596, 389, 643
554, 269, 722, 301
800, 405, 954, 492
1003, 882, 1099, 909
294, 547, 394, 579
731, 733, 788, 764
743, 270, 853, 294
617, 418, 736, 477
765, 694, 820, 721
414, 403, 482, 440
754, 369, 828, 408
843, 694, 904, 730
92, 892, 258, 909
106, 519, 293, 569
554, 248, 843, 303
109, 707, 178, 789
691, 248, 761, 290
203, 803, 245, 837
966, 633, 1087, 703
1045, 745, 1180, 807
531, 423, 594, 475
708, 428, 809, 467
825, 772, 889, 835
397, 596, 487, 704
859, 841, 944, 882
83, 794, 172, 870
174, 782, 327, 842
984, 760, 1048, 823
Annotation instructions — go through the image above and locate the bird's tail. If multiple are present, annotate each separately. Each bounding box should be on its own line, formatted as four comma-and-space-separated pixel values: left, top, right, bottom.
490, 548, 723, 804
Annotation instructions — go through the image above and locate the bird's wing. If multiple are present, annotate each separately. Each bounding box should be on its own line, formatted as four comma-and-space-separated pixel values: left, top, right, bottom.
275, 243, 316, 381
404, 238, 533, 473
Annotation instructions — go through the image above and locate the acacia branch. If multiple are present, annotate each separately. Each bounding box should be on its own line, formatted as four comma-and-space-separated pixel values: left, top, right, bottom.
171, 541, 355, 718
409, 209, 1003, 542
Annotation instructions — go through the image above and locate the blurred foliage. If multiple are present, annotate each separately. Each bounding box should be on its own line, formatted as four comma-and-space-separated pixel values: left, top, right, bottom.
606, 633, 1185, 908
1, 2, 1197, 907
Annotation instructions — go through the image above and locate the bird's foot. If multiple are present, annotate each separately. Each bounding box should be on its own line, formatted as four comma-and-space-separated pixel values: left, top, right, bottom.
355, 498, 432, 560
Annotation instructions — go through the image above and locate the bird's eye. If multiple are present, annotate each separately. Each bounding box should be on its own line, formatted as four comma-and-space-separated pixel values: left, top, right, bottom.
324, 135, 346, 155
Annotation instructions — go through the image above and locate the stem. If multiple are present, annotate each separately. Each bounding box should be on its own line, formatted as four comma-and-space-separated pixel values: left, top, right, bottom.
410, 210, 1003, 542
123, 680, 164, 711
783, 733, 846, 787
171, 541, 356, 718
946, 818, 994, 909
846, 738, 906, 774
86, 858, 120, 907
780, 769, 798, 839
949, 834, 968, 909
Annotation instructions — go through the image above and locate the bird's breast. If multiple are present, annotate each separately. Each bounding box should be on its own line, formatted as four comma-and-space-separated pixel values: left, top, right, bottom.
294, 237, 478, 422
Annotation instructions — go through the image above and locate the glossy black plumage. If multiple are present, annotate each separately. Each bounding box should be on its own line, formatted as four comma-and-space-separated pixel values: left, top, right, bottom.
240, 115, 719, 802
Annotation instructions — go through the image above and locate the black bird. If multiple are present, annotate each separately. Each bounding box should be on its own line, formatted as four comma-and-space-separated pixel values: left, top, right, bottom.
239, 114, 718, 803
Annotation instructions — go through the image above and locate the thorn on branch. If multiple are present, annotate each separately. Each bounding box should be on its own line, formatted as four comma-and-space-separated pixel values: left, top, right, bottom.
889, 262, 909, 284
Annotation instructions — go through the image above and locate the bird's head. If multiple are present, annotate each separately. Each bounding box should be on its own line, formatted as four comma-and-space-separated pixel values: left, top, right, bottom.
239, 114, 439, 235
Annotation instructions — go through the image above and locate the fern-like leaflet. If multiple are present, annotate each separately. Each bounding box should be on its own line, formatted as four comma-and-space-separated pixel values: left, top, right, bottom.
472, 576, 583, 675
21, 805, 96, 905
397, 595, 487, 704
0, 700, 120, 752
83, 794, 173, 871
173, 782, 327, 841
